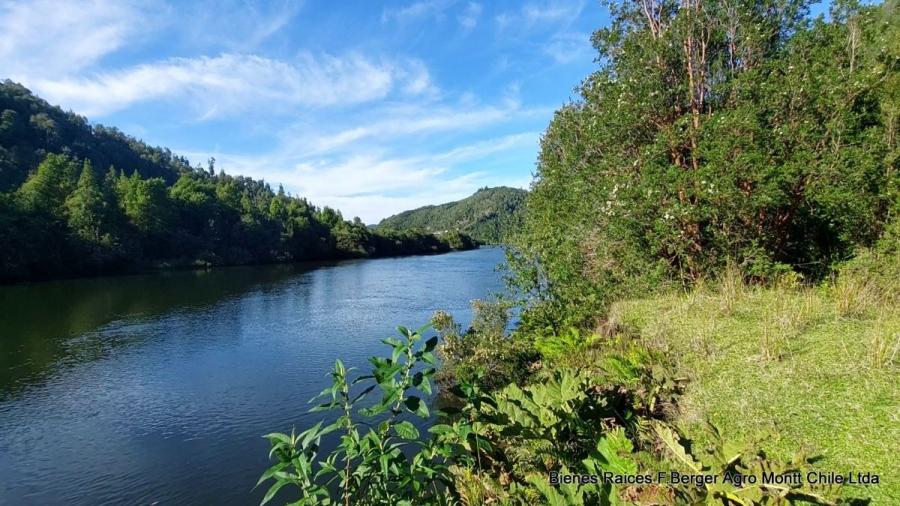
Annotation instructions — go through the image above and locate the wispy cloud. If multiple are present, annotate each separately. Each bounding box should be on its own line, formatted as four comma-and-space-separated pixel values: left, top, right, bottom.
381, 0, 455, 23
543, 32, 592, 64
189, 131, 538, 222
495, 0, 585, 31
457, 2, 482, 29
29, 53, 434, 117
233, 1, 302, 49
292, 102, 535, 155
381, 0, 484, 32
0, 0, 153, 77
177, 0, 302, 52
522, 2, 584, 24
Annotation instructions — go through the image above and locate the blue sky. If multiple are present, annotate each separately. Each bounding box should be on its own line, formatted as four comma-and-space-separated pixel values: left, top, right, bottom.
0, 0, 609, 222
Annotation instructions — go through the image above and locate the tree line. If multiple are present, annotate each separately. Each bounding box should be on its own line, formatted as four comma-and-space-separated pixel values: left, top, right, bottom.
509, 0, 899, 329
0, 81, 477, 282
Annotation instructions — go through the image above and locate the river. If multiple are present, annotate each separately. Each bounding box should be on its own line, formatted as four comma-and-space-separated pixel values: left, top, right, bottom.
0, 247, 507, 505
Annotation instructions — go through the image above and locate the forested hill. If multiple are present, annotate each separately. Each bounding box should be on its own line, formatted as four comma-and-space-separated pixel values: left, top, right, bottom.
0, 83, 476, 283
0, 81, 189, 191
375, 186, 527, 243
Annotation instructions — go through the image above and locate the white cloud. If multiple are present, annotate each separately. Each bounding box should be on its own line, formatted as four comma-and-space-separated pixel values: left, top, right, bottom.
234, 1, 301, 49
381, 0, 455, 23
184, 131, 539, 222
398, 60, 439, 97
28, 53, 435, 117
1, 1, 434, 119
543, 32, 592, 64
431, 132, 536, 162
177, 0, 302, 52
379, 0, 482, 31
0, 0, 150, 77
458, 2, 482, 29
297, 103, 520, 154
495, 0, 584, 31
522, 2, 583, 24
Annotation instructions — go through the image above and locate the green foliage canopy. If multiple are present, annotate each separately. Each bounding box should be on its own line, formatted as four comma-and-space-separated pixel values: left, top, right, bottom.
510, 0, 900, 328
0, 87, 477, 282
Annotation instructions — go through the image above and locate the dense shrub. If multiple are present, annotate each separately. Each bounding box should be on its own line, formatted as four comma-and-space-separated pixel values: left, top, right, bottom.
260, 321, 846, 505
509, 0, 900, 328
433, 300, 539, 391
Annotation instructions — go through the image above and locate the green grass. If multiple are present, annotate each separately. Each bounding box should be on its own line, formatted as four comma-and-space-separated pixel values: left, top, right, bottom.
613, 274, 899, 503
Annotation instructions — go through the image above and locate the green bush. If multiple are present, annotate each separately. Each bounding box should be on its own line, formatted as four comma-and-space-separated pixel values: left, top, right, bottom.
263, 323, 856, 505
433, 300, 539, 391
508, 1, 900, 328
257, 325, 449, 505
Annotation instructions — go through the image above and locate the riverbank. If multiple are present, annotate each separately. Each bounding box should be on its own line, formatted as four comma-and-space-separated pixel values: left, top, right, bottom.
0, 238, 480, 286
612, 266, 899, 503
284, 248, 897, 504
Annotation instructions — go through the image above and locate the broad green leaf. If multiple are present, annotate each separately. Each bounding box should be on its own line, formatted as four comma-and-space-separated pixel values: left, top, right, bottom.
299, 421, 323, 448
262, 433, 293, 445
382, 337, 403, 348
655, 423, 703, 473
394, 420, 420, 440
255, 462, 288, 488
309, 401, 338, 413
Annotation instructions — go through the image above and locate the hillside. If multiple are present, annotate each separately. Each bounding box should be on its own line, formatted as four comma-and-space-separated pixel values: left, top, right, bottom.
376, 186, 526, 243
0, 80, 190, 191
0, 84, 476, 282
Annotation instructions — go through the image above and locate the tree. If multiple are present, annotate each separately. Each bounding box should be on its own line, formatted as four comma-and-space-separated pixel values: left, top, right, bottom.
17, 153, 80, 215
117, 172, 171, 236
0, 86, 477, 281
510, 0, 900, 328
65, 160, 114, 244
268, 184, 287, 220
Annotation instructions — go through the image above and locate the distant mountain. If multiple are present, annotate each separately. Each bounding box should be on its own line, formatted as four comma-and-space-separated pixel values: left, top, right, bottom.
376, 186, 527, 244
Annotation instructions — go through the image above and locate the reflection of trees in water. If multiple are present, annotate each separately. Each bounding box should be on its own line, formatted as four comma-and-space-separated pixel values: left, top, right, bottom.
0, 262, 331, 398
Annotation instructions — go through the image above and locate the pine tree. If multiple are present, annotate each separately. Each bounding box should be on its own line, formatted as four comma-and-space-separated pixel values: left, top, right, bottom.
65, 160, 108, 244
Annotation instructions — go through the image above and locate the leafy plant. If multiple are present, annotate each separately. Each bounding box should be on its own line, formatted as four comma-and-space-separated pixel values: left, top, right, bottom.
257, 325, 452, 506
534, 327, 599, 361
507, 0, 900, 329
654, 422, 840, 505
434, 300, 538, 390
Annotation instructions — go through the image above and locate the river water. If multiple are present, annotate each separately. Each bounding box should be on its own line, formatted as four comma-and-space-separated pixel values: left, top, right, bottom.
0, 247, 507, 505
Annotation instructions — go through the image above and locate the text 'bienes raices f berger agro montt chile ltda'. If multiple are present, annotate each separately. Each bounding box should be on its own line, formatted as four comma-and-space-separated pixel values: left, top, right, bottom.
549, 471, 881, 487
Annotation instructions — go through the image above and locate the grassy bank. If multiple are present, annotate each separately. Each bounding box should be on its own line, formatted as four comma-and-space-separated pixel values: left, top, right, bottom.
257, 252, 898, 505
612, 262, 899, 503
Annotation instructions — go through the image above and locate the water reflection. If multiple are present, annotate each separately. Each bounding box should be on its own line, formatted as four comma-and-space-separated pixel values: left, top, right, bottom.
0, 248, 507, 505
0, 263, 333, 397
